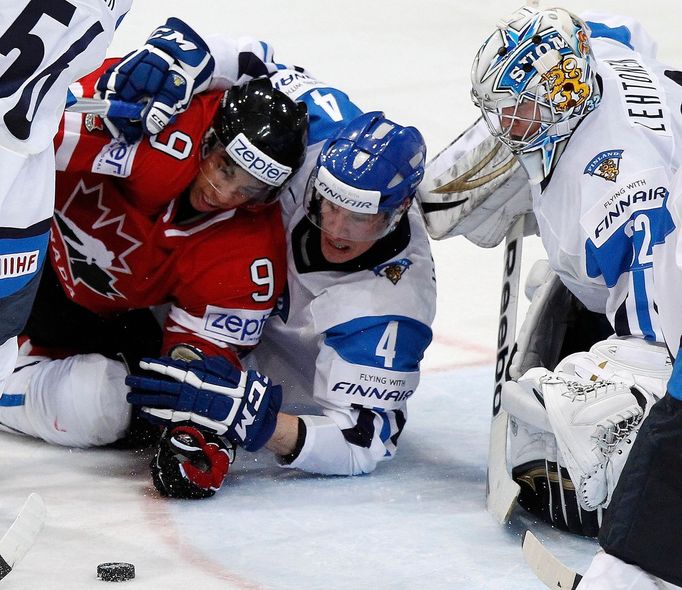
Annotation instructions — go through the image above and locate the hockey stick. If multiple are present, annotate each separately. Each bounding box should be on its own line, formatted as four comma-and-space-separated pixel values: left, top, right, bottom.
486, 214, 524, 523
0, 493, 46, 581
521, 530, 583, 590
66, 97, 144, 119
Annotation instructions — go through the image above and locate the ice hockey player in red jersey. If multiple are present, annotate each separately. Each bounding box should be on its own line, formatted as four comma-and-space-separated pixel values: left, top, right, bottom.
0, 26, 308, 499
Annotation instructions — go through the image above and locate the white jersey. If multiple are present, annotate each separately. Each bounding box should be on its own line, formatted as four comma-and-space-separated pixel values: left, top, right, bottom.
653, 168, 682, 366
532, 15, 682, 342
0, 0, 132, 391
250, 69, 437, 475
0, 0, 131, 155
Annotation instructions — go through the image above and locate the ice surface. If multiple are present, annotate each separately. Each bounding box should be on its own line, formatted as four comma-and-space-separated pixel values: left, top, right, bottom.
1, 1, 680, 587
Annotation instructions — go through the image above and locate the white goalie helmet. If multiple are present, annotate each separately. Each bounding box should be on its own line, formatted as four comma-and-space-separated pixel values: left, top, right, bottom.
471, 6, 601, 182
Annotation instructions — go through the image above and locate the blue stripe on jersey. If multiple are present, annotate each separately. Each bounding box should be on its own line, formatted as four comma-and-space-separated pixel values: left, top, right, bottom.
379, 411, 391, 443
259, 41, 271, 61
0, 270, 43, 342
632, 269, 655, 340
585, 192, 675, 340
668, 355, 682, 401
324, 315, 432, 371
0, 230, 49, 298
586, 21, 634, 50
297, 88, 363, 145
0, 394, 25, 407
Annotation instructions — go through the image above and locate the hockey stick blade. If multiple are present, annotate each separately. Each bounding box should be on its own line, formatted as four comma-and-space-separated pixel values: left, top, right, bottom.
0, 494, 46, 581
522, 531, 583, 590
486, 409, 520, 523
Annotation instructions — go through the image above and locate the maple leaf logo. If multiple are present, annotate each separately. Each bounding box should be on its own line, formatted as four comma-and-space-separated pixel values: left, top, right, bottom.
53, 179, 142, 300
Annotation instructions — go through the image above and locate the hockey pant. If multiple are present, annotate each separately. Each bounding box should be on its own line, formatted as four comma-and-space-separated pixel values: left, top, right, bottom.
0, 352, 130, 447
597, 394, 682, 587
0, 147, 54, 393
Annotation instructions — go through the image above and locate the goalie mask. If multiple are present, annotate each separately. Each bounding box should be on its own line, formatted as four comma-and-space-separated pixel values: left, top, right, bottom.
303, 111, 426, 242
471, 6, 600, 183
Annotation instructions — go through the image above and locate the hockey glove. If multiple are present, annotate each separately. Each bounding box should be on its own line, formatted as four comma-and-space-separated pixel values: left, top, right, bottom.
151, 425, 234, 499
96, 17, 215, 143
125, 353, 282, 452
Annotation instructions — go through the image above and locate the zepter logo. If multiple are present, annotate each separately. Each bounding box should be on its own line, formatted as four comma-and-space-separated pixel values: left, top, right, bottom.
225, 133, 292, 187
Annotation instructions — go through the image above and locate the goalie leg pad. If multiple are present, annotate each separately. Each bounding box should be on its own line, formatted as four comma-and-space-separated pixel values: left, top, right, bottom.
0, 354, 131, 447
556, 337, 671, 413
504, 378, 601, 536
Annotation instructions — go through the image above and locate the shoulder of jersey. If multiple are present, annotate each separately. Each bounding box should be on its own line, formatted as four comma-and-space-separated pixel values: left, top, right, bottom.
269, 67, 363, 145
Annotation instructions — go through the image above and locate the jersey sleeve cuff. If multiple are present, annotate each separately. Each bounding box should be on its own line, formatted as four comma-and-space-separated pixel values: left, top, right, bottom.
277, 417, 307, 465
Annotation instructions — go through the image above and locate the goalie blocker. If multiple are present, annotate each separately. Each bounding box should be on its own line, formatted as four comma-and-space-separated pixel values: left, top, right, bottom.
501, 260, 670, 537
417, 117, 536, 247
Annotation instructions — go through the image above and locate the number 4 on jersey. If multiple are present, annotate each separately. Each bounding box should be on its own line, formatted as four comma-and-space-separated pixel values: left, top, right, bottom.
310, 90, 343, 122
376, 321, 398, 368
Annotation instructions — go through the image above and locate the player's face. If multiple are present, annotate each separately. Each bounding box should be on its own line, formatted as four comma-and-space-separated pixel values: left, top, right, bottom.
318, 199, 382, 263
190, 150, 277, 212
500, 99, 542, 141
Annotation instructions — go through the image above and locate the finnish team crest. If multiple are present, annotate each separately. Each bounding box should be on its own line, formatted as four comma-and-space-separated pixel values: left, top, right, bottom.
373, 258, 412, 285
584, 150, 624, 182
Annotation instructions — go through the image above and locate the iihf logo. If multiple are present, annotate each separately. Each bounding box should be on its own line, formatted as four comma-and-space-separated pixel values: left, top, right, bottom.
373, 258, 412, 285
584, 149, 624, 182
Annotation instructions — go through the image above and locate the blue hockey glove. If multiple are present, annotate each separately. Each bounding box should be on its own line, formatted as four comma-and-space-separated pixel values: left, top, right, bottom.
126, 353, 282, 452
151, 425, 235, 499
96, 17, 215, 143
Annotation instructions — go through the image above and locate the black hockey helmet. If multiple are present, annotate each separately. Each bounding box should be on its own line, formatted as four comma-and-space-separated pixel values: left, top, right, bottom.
213, 77, 308, 182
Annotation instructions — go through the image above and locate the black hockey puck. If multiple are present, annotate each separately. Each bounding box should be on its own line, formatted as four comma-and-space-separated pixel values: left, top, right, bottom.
97, 562, 135, 582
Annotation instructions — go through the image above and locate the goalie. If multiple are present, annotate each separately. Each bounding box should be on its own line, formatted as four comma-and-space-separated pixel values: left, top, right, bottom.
419, 5, 682, 587
422, 7, 682, 589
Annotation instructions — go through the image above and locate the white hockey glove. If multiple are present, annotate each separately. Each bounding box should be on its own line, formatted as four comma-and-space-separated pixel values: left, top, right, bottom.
530, 368, 644, 511
96, 17, 215, 143
417, 118, 535, 247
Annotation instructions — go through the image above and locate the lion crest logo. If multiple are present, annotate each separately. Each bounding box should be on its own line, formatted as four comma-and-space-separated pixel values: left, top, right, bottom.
584, 150, 624, 182
373, 258, 412, 285
542, 56, 591, 112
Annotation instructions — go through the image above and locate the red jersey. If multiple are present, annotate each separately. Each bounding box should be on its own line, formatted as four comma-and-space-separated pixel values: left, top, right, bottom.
51, 61, 287, 366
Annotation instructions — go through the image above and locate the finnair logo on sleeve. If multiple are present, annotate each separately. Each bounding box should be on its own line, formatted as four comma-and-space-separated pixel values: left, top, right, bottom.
226, 134, 292, 187
315, 167, 381, 214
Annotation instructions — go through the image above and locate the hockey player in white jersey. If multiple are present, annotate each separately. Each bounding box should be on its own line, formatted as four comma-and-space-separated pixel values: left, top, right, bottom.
445, 5, 682, 539
0, 0, 134, 401
0, 3, 230, 408
127, 67, 436, 479
249, 70, 436, 474
570, 168, 682, 590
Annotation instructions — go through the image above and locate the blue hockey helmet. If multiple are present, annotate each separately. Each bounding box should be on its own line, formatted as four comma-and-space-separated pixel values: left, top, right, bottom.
304, 111, 426, 241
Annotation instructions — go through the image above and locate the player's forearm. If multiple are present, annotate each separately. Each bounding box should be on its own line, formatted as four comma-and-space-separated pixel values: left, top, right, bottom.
265, 412, 301, 456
